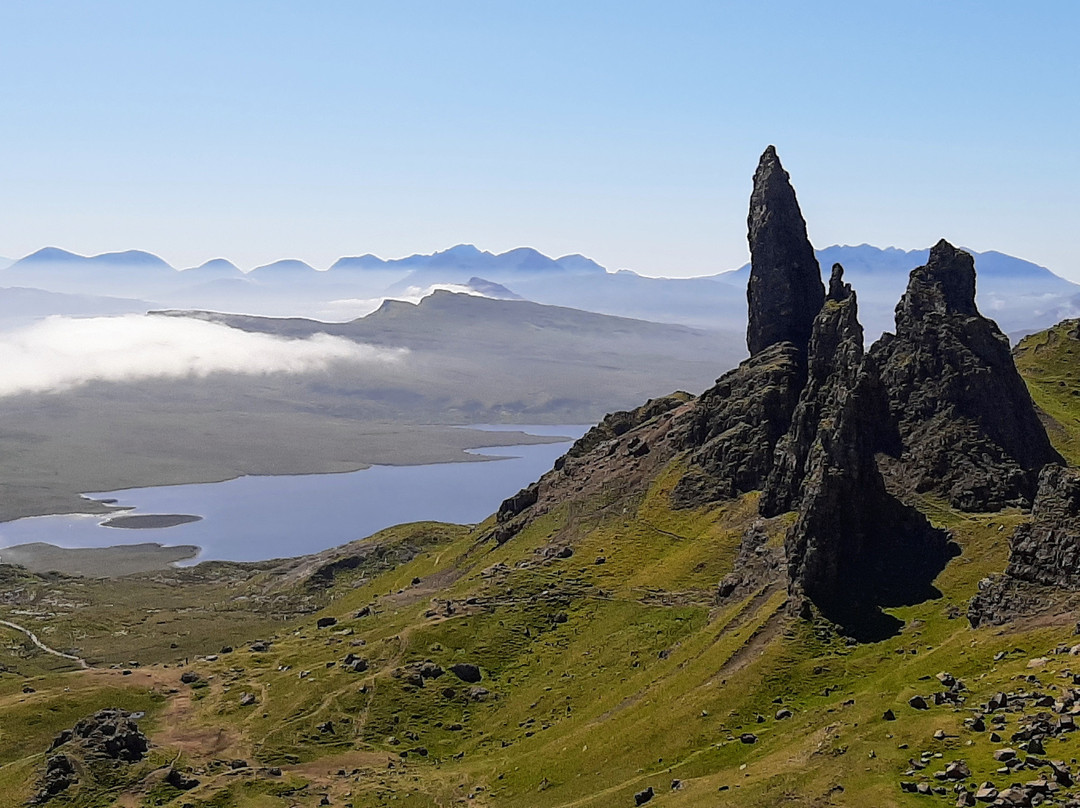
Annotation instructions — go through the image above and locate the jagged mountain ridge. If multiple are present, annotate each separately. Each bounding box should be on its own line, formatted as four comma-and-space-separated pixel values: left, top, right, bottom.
3, 242, 1077, 337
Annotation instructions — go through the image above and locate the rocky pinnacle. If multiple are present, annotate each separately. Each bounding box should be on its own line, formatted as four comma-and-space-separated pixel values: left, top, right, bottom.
746, 146, 825, 356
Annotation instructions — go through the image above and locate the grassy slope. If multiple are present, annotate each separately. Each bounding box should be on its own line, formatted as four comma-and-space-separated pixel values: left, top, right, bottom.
3, 328, 1080, 806
1014, 319, 1080, 464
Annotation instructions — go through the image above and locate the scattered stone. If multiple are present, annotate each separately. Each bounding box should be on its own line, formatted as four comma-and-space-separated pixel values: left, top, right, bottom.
343, 654, 368, 673
909, 696, 929, 710
634, 786, 655, 805
883, 709, 896, 721
179, 671, 200, 685
165, 768, 199, 790
945, 761, 971, 780
316, 617, 338, 629
740, 733, 758, 744
229, 759, 248, 770
775, 708, 793, 720
974, 783, 998, 801
239, 692, 257, 707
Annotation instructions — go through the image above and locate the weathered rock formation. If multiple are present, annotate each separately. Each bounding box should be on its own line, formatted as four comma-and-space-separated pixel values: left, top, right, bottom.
746, 145, 825, 356
872, 239, 1061, 510
484, 148, 1060, 639
49, 708, 148, 762
761, 265, 891, 515
761, 265, 952, 629
970, 465, 1080, 626
31, 754, 78, 804
1007, 464, 1080, 586
669, 343, 804, 507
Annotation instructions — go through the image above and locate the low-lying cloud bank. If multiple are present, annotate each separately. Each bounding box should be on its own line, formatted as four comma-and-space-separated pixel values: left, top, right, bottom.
0, 314, 405, 396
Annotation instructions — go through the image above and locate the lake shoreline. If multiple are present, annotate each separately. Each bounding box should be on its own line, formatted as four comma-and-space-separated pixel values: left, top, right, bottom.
0, 425, 589, 575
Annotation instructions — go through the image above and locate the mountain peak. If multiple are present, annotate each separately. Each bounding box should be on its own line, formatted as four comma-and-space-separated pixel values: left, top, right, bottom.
17, 247, 83, 264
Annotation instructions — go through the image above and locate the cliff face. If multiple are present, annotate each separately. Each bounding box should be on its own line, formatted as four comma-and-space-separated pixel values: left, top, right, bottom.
969, 464, 1080, 627
872, 240, 1062, 511
1008, 464, 1080, 587
746, 145, 825, 356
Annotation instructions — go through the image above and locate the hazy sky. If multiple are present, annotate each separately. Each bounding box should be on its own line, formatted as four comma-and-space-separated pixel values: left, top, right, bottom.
1, 1, 1076, 279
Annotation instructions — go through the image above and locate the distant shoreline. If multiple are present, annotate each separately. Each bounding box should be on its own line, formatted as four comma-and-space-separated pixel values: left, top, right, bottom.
0, 541, 200, 577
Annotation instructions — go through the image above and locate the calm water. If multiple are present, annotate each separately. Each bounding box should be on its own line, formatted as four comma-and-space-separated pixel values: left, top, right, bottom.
0, 425, 588, 562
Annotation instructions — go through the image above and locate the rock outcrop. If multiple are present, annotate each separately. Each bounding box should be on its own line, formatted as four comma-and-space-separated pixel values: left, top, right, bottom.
761, 265, 893, 515
872, 239, 1061, 510
970, 465, 1080, 626
31, 754, 78, 804
1007, 464, 1080, 587
746, 145, 825, 356
49, 708, 148, 762
478, 149, 1060, 640
669, 343, 804, 507
770, 265, 953, 631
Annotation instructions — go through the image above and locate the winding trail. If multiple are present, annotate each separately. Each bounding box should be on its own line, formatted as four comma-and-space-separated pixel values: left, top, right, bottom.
0, 618, 89, 668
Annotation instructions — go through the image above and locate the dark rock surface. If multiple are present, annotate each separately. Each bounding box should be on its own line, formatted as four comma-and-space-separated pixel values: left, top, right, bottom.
669, 342, 804, 508
31, 754, 78, 804
970, 465, 1080, 626
1007, 464, 1080, 587
762, 265, 891, 515
775, 265, 954, 635
450, 662, 482, 683
50, 708, 149, 762
165, 767, 200, 790
872, 239, 1061, 511
746, 145, 825, 356
557, 393, 692, 467
716, 519, 787, 602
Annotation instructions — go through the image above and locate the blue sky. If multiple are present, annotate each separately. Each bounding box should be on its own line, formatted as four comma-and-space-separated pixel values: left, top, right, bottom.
0, 1, 1076, 278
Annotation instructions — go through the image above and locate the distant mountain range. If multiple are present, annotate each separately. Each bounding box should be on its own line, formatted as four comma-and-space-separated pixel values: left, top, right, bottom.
2, 243, 1077, 340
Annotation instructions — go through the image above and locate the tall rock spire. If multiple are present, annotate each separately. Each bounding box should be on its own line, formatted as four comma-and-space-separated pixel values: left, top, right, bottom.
746, 146, 825, 356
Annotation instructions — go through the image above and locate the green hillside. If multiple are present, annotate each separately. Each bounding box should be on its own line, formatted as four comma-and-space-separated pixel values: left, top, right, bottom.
2, 332, 1080, 807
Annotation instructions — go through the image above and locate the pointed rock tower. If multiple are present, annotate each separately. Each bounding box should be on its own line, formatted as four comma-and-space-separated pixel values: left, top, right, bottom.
746, 145, 825, 356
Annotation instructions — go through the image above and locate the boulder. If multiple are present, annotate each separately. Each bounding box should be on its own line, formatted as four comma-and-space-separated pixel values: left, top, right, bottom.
450, 663, 482, 684
165, 767, 199, 790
